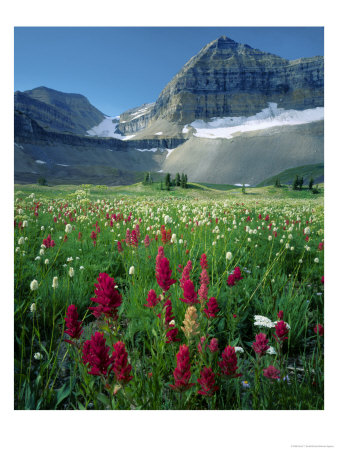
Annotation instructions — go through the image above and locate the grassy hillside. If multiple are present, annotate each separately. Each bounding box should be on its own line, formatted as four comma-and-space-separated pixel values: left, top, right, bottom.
257, 163, 324, 187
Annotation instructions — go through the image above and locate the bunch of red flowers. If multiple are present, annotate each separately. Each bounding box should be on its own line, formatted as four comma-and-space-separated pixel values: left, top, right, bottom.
252, 333, 270, 356
274, 320, 289, 343
180, 279, 198, 304
197, 367, 219, 396
42, 234, 55, 248
89, 272, 122, 320
204, 297, 220, 318
161, 225, 172, 244
227, 267, 243, 286
155, 247, 176, 292
64, 304, 83, 343
179, 260, 192, 289
170, 345, 194, 392
218, 345, 242, 378
144, 289, 161, 308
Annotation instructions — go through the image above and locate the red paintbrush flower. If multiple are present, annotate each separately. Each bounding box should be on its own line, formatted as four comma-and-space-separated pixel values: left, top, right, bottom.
200, 253, 208, 269
274, 320, 289, 343
204, 297, 220, 318
82, 332, 114, 376
219, 345, 242, 378
170, 345, 195, 392
277, 310, 284, 320
314, 324, 324, 336
233, 267, 243, 281
64, 304, 83, 342
252, 333, 270, 356
208, 338, 219, 353
166, 327, 180, 343
180, 279, 198, 304
263, 365, 280, 380
180, 260, 192, 289
89, 272, 122, 320
144, 289, 160, 308
197, 367, 219, 396
111, 341, 133, 384
42, 234, 55, 248
156, 257, 176, 292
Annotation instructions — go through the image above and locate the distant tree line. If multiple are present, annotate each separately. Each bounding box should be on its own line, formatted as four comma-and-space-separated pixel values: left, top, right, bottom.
160, 172, 188, 190
291, 174, 320, 194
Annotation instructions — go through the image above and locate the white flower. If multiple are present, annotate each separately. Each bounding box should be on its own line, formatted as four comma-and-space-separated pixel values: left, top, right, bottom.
248, 238, 251, 242
314, 258, 319, 263
169, 320, 175, 326
44, 259, 49, 265
179, 239, 183, 244
18, 237, 25, 245
22, 220, 28, 227
241, 380, 250, 389
129, 266, 135, 275
41, 244, 46, 249
80, 266, 84, 270
291, 247, 294, 251
304, 227, 311, 235
266, 346, 277, 355
30, 303, 36, 313
288, 234, 293, 240
171, 234, 177, 244
235, 346, 244, 353
226, 252, 233, 261
35, 256, 41, 261
39, 248, 45, 256
65, 224, 72, 233
280, 239, 284, 244
67, 257, 73, 262
268, 236, 272, 241
15, 247, 20, 253
253, 315, 275, 328
52, 276, 58, 289
30, 279, 39, 291
299, 259, 303, 263
285, 243, 290, 249
69, 267, 74, 277
41, 226, 45, 231
34, 352, 42, 360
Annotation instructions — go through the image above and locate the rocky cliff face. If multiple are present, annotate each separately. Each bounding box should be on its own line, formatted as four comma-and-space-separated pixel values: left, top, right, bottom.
14, 86, 105, 134
117, 103, 154, 135
145, 36, 323, 124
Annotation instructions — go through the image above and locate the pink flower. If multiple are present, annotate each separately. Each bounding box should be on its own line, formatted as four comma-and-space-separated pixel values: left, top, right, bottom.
131, 229, 138, 247
197, 336, 207, 353
321, 275, 324, 284
219, 345, 242, 378
111, 341, 133, 384
180, 279, 198, 304
163, 299, 175, 325
144, 234, 150, 247
318, 242, 324, 251
252, 333, 270, 356
125, 228, 131, 246
204, 297, 220, 318
144, 289, 160, 308
42, 234, 55, 248
227, 274, 236, 286
233, 267, 243, 281
274, 320, 289, 343
208, 338, 219, 353
179, 260, 192, 289
117, 241, 123, 253
155, 247, 175, 292
170, 345, 195, 392
314, 324, 324, 336
198, 283, 209, 303
89, 273, 122, 320
64, 304, 83, 342
200, 253, 208, 269
82, 332, 114, 376
263, 365, 280, 380
277, 310, 284, 320
199, 268, 210, 285
166, 327, 180, 343
197, 367, 219, 396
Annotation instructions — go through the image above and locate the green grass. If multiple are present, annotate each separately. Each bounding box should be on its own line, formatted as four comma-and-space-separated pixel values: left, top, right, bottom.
257, 163, 324, 187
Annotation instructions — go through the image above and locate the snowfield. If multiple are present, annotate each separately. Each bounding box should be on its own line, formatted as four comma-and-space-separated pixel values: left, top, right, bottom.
86, 116, 135, 140
184, 103, 324, 139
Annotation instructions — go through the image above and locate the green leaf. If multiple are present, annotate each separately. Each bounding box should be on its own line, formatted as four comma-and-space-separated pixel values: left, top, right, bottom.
97, 392, 111, 407
54, 381, 72, 409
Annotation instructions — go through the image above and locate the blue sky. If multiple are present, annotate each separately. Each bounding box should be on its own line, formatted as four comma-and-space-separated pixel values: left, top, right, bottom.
14, 27, 324, 116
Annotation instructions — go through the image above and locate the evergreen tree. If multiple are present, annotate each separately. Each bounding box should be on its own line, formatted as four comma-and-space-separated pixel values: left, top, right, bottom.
165, 173, 171, 190
299, 176, 304, 190
143, 172, 149, 185
292, 175, 299, 190
174, 173, 181, 186
309, 176, 314, 190
160, 181, 163, 190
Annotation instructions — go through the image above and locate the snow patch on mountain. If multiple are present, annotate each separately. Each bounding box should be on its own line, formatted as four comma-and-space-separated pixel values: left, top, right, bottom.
186, 103, 324, 139
136, 148, 158, 153
86, 116, 122, 138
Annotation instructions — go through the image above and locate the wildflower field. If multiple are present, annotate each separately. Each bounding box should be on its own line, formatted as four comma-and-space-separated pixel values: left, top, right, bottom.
14, 183, 324, 410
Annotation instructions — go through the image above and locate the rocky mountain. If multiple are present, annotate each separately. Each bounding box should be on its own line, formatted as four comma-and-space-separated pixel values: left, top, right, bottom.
116, 36, 323, 135
14, 36, 324, 186
14, 86, 105, 134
